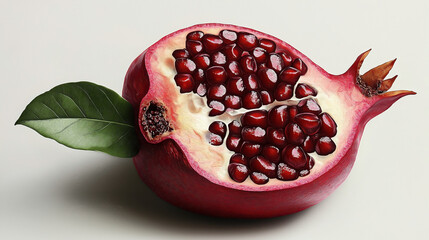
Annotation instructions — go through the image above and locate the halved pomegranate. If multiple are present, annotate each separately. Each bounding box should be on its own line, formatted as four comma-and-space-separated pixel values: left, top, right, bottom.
122, 23, 414, 218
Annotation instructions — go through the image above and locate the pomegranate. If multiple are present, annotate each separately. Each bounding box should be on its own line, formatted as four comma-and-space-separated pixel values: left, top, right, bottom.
122, 23, 414, 218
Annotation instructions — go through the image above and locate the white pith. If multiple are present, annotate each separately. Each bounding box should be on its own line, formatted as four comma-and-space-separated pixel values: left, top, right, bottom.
143, 25, 368, 190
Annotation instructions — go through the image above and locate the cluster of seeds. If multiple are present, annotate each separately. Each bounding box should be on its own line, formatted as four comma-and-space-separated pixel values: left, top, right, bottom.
172, 29, 316, 116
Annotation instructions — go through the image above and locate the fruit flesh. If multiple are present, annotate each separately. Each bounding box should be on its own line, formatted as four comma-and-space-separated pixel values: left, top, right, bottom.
122, 23, 414, 217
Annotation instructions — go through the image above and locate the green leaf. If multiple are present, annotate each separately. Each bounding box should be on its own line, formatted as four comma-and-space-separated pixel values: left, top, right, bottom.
16, 81, 139, 158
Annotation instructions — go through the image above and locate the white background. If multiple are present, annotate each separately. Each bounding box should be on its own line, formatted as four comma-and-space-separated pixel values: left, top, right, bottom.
1, 0, 428, 239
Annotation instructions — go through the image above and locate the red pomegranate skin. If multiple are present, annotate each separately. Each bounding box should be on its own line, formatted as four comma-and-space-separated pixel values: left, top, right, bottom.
122, 23, 413, 218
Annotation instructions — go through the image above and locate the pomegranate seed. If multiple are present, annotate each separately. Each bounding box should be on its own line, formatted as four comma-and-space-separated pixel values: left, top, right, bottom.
202, 34, 224, 53
295, 113, 321, 135
228, 120, 242, 135
240, 141, 261, 158
292, 58, 307, 74
258, 68, 278, 90
315, 136, 336, 155
267, 53, 284, 72
285, 123, 306, 145
192, 69, 205, 85
175, 58, 196, 74
223, 44, 242, 61
186, 40, 203, 56
279, 52, 293, 67
224, 95, 242, 109
295, 83, 318, 98
207, 84, 226, 101
258, 63, 267, 70
226, 77, 245, 96
196, 83, 207, 97
211, 51, 227, 66
301, 136, 316, 153
260, 91, 274, 104
219, 29, 237, 44
252, 47, 268, 63
208, 100, 225, 116
241, 127, 266, 144
308, 155, 315, 169
226, 135, 242, 152
241, 51, 250, 56
172, 49, 189, 59
243, 74, 260, 91
174, 74, 194, 93
209, 133, 223, 145
310, 132, 322, 142
249, 156, 276, 178
279, 67, 301, 85
259, 39, 276, 53
242, 91, 262, 109
228, 163, 249, 183
206, 66, 227, 84
266, 127, 287, 148
268, 105, 289, 128
319, 112, 337, 137
274, 82, 293, 101
225, 61, 242, 77
239, 55, 257, 73
282, 145, 308, 170
262, 145, 281, 164
193, 54, 211, 69
297, 98, 322, 115
209, 121, 227, 137
186, 31, 204, 41
250, 172, 269, 185
230, 153, 247, 165
241, 110, 268, 128
288, 105, 298, 121
277, 163, 298, 181
237, 32, 258, 51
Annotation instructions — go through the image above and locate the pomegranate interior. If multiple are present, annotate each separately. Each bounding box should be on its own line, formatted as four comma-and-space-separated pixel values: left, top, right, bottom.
141, 25, 360, 190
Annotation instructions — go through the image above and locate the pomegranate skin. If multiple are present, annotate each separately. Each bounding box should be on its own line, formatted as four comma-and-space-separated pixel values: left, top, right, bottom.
122, 24, 414, 218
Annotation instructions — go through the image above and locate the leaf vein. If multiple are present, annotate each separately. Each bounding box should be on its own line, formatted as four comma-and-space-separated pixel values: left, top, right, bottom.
57, 92, 87, 117
75, 84, 104, 120
39, 102, 60, 118
55, 119, 82, 135
97, 87, 126, 122
52, 95, 69, 117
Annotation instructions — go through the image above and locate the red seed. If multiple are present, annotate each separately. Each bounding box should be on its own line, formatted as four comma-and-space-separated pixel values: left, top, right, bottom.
319, 113, 337, 137
219, 29, 237, 44
295, 113, 321, 135
225, 61, 242, 77
211, 51, 227, 66
172, 49, 189, 59
292, 58, 307, 74
267, 53, 284, 72
282, 145, 308, 170
279, 52, 293, 67
277, 163, 299, 181
226, 77, 245, 96
202, 34, 224, 53
259, 39, 276, 53
174, 74, 194, 93
258, 68, 278, 90
249, 156, 276, 178
262, 145, 281, 164
223, 44, 242, 61
226, 135, 242, 152
240, 141, 261, 158
268, 105, 289, 128
279, 67, 301, 85
192, 69, 205, 85
285, 123, 306, 145
243, 74, 260, 91
252, 47, 268, 63
209, 121, 227, 138
295, 83, 318, 98
206, 66, 227, 84
297, 98, 322, 115
196, 83, 207, 97
186, 40, 203, 56
242, 91, 262, 109
266, 127, 287, 148
239, 55, 257, 73
237, 32, 258, 51
175, 58, 196, 74
241, 127, 266, 144
241, 110, 268, 128
186, 31, 204, 41
208, 100, 225, 116
193, 54, 210, 69
288, 105, 298, 121
250, 172, 269, 185
209, 133, 223, 145
207, 84, 226, 101
260, 91, 274, 104
301, 135, 316, 153
228, 120, 242, 135
224, 95, 242, 109
230, 153, 247, 165
274, 82, 293, 101
315, 136, 336, 155
228, 163, 249, 183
